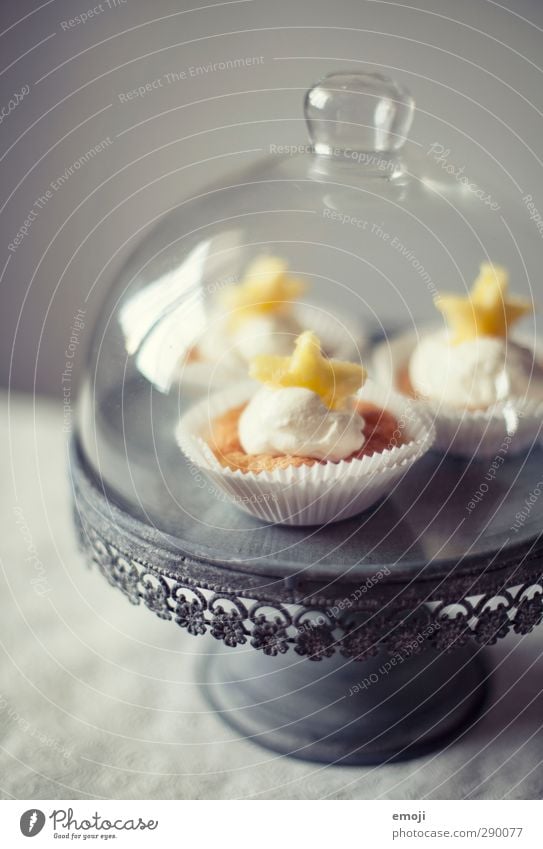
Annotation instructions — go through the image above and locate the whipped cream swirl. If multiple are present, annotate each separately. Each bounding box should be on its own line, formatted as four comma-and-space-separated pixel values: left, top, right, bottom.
238, 386, 365, 461
231, 314, 301, 360
198, 313, 301, 368
409, 331, 543, 409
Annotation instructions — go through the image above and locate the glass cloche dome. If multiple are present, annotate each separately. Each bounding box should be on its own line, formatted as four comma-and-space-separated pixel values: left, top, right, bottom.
76, 71, 539, 537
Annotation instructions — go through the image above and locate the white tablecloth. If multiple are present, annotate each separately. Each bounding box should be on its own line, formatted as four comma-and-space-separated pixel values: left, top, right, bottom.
1, 393, 542, 800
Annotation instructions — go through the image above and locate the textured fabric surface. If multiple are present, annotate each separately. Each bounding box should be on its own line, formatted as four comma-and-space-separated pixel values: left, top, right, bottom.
1, 393, 542, 800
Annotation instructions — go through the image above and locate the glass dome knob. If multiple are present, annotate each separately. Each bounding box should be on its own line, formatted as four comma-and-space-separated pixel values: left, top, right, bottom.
304, 71, 415, 156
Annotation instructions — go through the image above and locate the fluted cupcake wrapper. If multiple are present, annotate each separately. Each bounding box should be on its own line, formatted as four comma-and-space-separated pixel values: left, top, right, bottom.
175, 379, 435, 526
176, 303, 367, 391
372, 328, 543, 459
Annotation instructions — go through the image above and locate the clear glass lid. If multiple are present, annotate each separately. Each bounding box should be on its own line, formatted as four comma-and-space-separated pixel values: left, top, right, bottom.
76, 71, 539, 542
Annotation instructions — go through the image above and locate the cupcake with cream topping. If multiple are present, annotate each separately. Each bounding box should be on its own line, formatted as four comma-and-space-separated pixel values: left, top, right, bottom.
176, 331, 434, 525
374, 263, 543, 457
180, 255, 365, 386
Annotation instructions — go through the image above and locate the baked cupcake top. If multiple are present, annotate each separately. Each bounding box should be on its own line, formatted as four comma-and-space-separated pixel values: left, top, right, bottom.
408, 264, 543, 409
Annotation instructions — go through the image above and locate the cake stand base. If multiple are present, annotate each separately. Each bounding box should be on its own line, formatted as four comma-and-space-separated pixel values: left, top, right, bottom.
201, 642, 489, 765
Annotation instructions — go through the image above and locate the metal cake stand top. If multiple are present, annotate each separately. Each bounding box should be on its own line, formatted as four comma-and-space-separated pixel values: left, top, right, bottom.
72, 431, 543, 661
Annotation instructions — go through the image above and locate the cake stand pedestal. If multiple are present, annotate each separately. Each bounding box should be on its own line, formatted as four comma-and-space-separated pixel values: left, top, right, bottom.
202, 641, 488, 765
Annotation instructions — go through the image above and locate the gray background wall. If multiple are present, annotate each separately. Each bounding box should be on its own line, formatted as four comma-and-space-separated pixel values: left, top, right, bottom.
1, 0, 543, 396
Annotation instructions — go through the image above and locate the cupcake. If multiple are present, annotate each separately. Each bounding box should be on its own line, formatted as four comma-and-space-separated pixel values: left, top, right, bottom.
176, 331, 434, 525
179, 255, 365, 387
374, 263, 543, 457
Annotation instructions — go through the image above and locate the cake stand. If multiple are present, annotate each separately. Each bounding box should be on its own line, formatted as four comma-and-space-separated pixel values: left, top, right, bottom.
71, 436, 543, 766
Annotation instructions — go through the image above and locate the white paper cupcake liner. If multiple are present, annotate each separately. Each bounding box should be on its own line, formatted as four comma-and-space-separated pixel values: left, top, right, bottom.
176, 303, 367, 391
175, 379, 435, 526
372, 327, 543, 459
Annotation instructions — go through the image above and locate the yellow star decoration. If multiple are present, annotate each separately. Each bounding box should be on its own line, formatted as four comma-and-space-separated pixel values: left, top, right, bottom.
435, 263, 532, 344
249, 330, 366, 410
220, 256, 306, 327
